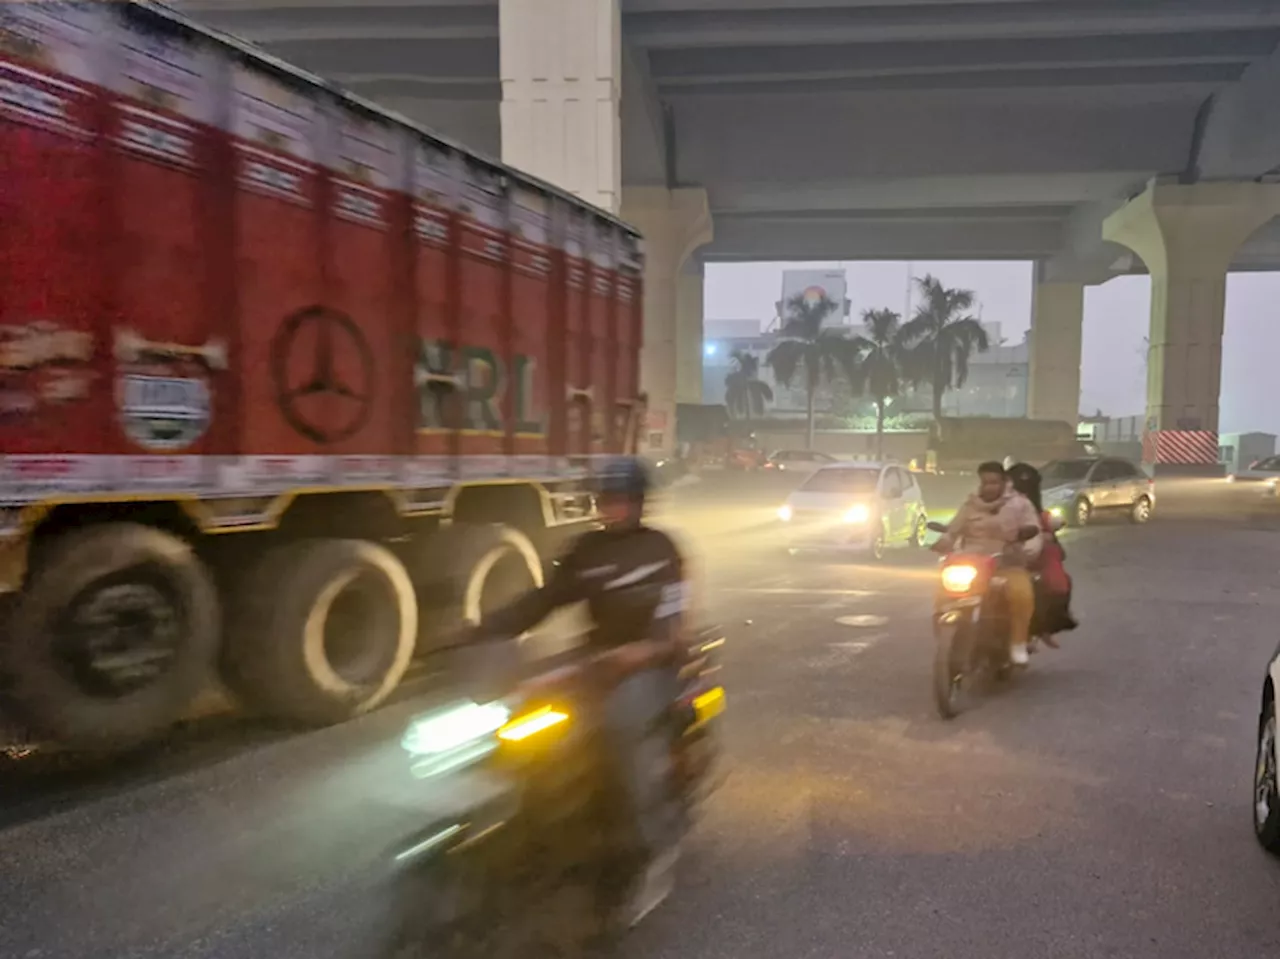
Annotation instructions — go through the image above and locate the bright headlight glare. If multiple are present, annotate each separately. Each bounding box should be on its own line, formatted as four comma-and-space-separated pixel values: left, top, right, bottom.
940, 564, 979, 594
402, 700, 511, 757
777, 504, 793, 522
843, 504, 869, 523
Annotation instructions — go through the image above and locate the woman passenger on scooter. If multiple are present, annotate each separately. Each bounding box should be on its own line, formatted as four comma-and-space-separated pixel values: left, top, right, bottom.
937, 461, 1041, 665
1006, 463, 1078, 647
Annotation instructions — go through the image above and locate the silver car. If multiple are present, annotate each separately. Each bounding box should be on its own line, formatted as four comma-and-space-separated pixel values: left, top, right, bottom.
1040, 457, 1155, 527
1229, 454, 1280, 485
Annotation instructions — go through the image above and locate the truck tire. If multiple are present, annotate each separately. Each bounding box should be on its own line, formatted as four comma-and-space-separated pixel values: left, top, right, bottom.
2, 523, 219, 751
408, 523, 543, 656
222, 538, 416, 726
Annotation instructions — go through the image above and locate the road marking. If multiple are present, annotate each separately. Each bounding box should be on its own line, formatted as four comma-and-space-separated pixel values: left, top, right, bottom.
836, 614, 890, 627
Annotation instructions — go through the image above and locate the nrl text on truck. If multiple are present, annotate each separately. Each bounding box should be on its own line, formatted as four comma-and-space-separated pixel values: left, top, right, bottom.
0, 1, 647, 752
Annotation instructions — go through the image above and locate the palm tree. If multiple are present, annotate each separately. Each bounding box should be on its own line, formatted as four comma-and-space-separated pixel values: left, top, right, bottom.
723, 350, 773, 423
897, 274, 989, 421
853, 308, 904, 459
766, 292, 864, 449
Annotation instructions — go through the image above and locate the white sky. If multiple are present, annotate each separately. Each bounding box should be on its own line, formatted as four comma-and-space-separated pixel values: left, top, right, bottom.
704, 262, 1280, 436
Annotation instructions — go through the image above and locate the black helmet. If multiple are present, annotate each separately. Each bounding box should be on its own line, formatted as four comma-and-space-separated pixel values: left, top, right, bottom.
596, 457, 651, 501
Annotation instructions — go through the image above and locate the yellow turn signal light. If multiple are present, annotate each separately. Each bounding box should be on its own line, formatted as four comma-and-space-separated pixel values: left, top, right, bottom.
497, 706, 570, 742
940, 564, 980, 594
691, 686, 726, 727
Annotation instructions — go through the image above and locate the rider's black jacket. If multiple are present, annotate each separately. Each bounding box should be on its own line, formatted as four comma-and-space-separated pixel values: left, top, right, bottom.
480, 524, 688, 649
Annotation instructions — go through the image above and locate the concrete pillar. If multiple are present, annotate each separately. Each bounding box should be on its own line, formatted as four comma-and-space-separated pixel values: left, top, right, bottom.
499, 0, 621, 214
1103, 179, 1280, 469
620, 187, 714, 453
1026, 270, 1083, 424
674, 263, 705, 405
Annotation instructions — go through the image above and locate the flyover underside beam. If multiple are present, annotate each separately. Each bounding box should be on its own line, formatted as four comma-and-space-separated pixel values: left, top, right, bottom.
623, 1, 1280, 49
1197, 41, 1280, 179
700, 215, 1064, 262
671, 92, 1197, 184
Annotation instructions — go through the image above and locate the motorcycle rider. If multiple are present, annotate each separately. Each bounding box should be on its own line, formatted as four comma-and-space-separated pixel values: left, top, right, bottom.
466, 456, 690, 926
937, 460, 1042, 665
1007, 461, 1078, 647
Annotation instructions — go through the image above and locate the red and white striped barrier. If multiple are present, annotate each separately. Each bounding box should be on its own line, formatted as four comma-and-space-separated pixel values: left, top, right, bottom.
1142, 430, 1219, 466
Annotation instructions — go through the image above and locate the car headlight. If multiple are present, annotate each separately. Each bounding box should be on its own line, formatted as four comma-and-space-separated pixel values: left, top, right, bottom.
401, 700, 511, 775
843, 503, 869, 523
940, 564, 980, 594
777, 504, 793, 522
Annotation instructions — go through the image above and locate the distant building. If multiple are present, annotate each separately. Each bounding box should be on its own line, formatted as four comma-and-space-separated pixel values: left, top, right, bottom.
701, 318, 1028, 420
932, 322, 1028, 418
702, 330, 809, 416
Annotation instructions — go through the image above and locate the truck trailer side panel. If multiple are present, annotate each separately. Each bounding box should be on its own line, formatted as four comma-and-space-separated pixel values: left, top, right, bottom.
0, 1, 644, 503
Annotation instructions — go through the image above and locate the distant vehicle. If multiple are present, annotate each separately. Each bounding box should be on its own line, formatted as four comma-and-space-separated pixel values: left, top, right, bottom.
776, 462, 928, 560
761, 449, 838, 475
1253, 643, 1280, 854
1228, 455, 1280, 484
676, 403, 733, 468
927, 417, 1093, 474
1041, 457, 1154, 527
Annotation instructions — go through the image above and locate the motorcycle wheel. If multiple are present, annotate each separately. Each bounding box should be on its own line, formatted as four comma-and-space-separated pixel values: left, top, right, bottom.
932, 621, 970, 719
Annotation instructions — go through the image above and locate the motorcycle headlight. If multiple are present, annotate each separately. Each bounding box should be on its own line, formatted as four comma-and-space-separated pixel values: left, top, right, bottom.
940, 564, 979, 594
401, 700, 511, 774
843, 503, 869, 523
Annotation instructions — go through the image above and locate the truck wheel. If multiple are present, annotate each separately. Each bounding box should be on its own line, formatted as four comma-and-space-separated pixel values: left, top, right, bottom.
409, 523, 543, 656
2, 523, 219, 751
223, 539, 416, 726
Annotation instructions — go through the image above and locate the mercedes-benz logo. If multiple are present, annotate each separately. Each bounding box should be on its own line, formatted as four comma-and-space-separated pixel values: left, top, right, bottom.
270, 305, 374, 444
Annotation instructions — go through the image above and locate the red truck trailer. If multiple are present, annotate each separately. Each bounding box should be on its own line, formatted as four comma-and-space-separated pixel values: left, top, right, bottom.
0, 2, 646, 751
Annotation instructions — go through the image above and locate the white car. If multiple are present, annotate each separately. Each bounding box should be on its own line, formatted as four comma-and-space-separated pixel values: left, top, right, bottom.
776, 462, 929, 560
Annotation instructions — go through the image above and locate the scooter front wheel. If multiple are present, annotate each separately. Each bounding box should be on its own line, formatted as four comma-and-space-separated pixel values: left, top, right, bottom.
932, 620, 970, 719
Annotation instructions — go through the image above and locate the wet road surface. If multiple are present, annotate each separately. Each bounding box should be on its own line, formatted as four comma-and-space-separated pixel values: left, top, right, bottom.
3, 477, 1280, 958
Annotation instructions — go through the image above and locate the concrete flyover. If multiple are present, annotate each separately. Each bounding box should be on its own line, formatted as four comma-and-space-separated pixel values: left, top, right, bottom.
181, 0, 1280, 465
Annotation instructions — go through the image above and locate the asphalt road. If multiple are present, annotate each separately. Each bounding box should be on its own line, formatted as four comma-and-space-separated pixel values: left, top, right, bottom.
4, 475, 1280, 958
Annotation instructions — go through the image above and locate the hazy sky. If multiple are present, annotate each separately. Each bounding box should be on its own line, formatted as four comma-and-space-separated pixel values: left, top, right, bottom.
705, 262, 1280, 437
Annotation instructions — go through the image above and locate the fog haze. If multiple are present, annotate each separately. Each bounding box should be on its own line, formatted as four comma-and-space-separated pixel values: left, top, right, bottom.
704, 262, 1279, 436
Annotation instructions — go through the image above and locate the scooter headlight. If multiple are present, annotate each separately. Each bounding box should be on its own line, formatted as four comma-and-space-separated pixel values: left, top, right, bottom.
401, 700, 511, 776
940, 564, 980, 594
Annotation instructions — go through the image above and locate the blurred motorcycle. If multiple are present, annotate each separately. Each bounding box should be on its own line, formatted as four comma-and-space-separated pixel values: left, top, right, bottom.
928, 520, 1048, 719
381, 626, 726, 958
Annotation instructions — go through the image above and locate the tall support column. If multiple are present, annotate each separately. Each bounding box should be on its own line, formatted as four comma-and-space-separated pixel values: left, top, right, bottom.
1026, 269, 1083, 424
1104, 179, 1280, 471
621, 187, 713, 453
674, 263, 705, 405
499, 0, 621, 214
